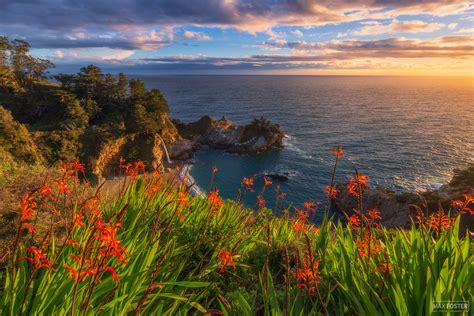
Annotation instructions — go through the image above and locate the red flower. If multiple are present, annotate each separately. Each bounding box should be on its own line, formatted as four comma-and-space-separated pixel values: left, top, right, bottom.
212, 165, 218, 173
66, 239, 79, 247
103, 266, 120, 284
428, 211, 454, 233
450, 194, 473, 215
330, 146, 345, 158
208, 189, 224, 210
20, 193, 36, 221
378, 261, 393, 273
177, 210, 184, 222
356, 233, 384, 258
73, 212, 85, 228
242, 177, 254, 192
294, 255, 321, 294
217, 249, 236, 273
347, 214, 360, 226
178, 189, 190, 208
65, 263, 79, 281
303, 202, 318, 212
22, 222, 36, 234
324, 185, 340, 199
39, 184, 55, 200
257, 196, 266, 210
263, 176, 272, 186
56, 179, 72, 194
19, 246, 52, 271
347, 173, 369, 197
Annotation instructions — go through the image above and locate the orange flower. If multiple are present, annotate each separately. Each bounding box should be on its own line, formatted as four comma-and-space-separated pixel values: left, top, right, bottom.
367, 208, 382, 227
294, 255, 321, 294
324, 185, 340, 199
20, 193, 36, 221
39, 184, 55, 200
257, 196, 266, 210
263, 176, 272, 186
450, 194, 473, 215
292, 220, 306, 233
19, 246, 51, 271
330, 146, 345, 157
378, 261, 393, 273
65, 263, 79, 281
56, 179, 72, 194
212, 165, 218, 173
178, 189, 190, 208
347, 214, 360, 226
217, 249, 236, 273
242, 177, 255, 192
347, 173, 369, 197
303, 202, 318, 212
103, 266, 120, 284
428, 211, 454, 233
177, 210, 184, 222
357, 233, 384, 258
208, 189, 224, 210
22, 222, 36, 234
66, 239, 79, 247
73, 212, 85, 228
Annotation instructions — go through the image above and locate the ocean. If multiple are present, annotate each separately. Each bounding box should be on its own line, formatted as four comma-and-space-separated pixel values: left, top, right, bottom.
138, 75, 474, 211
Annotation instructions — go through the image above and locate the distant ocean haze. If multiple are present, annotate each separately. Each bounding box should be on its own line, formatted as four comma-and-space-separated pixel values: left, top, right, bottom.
136, 75, 474, 211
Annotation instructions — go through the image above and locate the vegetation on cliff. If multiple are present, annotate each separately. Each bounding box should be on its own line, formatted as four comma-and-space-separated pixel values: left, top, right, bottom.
0, 36, 175, 175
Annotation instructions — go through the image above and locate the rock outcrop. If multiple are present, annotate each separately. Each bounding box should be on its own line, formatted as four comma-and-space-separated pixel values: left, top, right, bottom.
175, 116, 284, 155
333, 186, 427, 229
88, 114, 182, 180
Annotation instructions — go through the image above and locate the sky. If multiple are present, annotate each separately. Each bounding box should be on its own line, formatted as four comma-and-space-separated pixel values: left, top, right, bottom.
1, 0, 474, 75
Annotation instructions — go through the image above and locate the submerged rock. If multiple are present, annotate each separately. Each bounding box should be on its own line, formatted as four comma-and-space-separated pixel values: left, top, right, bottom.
175, 116, 284, 154
265, 173, 290, 182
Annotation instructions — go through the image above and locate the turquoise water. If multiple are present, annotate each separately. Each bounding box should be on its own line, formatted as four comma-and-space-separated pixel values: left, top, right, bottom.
139, 75, 474, 212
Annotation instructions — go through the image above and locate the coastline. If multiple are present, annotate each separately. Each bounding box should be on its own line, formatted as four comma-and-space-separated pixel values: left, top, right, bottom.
177, 164, 206, 197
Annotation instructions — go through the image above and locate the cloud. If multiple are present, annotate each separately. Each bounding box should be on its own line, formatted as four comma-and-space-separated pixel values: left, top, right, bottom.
457, 28, 474, 33
291, 30, 304, 37
129, 35, 474, 69
448, 23, 458, 30
183, 31, 212, 41
54, 50, 64, 59
352, 19, 445, 36
0, 0, 470, 50
257, 35, 474, 59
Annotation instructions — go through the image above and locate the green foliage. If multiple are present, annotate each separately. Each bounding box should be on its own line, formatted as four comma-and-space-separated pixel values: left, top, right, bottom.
0, 36, 173, 167
0, 174, 472, 315
0, 105, 43, 164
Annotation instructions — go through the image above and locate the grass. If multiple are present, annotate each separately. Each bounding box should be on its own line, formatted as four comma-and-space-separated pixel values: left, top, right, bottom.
0, 160, 473, 315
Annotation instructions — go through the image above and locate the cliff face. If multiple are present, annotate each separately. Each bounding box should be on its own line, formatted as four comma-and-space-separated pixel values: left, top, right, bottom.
174, 116, 284, 155
88, 113, 182, 180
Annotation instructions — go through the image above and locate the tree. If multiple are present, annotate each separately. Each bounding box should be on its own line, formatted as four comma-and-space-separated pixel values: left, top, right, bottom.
129, 79, 146, 100
116, 73, 127, 98
75, 64, 103, 98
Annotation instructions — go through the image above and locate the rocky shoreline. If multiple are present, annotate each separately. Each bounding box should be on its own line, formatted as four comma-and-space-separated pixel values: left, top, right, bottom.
170, 115, 285, 160
332, 164, 473, 232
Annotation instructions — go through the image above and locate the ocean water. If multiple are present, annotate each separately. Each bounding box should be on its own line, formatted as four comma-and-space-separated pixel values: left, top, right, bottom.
139, 75, 474, 211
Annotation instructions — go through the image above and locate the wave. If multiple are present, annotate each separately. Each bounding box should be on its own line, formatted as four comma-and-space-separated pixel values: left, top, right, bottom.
178, 164, 206, 197
282, 134, 315, 160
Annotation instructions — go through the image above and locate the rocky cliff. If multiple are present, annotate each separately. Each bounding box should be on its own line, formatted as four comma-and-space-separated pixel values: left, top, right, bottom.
174, 116, 284, 155
333, 163, 473, 231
